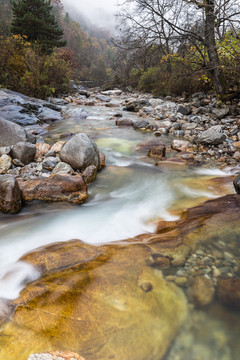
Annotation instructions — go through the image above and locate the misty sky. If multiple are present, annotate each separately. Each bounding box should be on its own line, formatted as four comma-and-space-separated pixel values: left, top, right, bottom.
62, 0, 118, 28
63, 0, 118, 16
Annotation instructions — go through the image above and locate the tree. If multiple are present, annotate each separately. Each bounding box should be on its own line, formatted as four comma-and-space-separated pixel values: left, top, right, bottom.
117, 0, 240, 97
11, 0, 66, 54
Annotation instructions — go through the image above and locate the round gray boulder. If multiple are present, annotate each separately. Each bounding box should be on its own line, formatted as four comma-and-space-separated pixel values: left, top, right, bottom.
60, 133, 100, 170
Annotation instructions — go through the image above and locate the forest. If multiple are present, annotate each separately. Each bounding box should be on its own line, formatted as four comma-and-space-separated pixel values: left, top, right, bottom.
0, 0, 240, 100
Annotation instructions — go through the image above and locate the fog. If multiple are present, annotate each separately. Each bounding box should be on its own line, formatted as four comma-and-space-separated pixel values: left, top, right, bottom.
62, 0, 118, 30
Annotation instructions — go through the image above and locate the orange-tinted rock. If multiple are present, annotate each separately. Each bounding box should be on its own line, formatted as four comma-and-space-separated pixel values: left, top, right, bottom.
18, 175, 88, 204
148, 145, 166, 160
0, 174, 22, 214
190, 276, 215, 306
217, 278, 240, 308
137, 138, 165, 152
100, 153, 106, 168
35, 143, 51, 160
82, 165, 97, 184
50, 141, 66, 154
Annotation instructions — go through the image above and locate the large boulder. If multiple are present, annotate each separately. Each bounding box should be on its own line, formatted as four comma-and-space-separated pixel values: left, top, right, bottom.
0, 104, 38, 126
0, 117, 35, 146
0, 174, 22, 214
60, 133, 100, 170
18, 174, 88, 204
10, 142, 36, 165
37, 108, 63, 123
198, 125, 226, 145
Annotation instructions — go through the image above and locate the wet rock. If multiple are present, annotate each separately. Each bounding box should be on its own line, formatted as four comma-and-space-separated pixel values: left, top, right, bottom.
1, 240, 187, 360
148, 145, 166, 160
10, 142, 36, 165
133, 120, 149, 129
115, 118, 133, 127
37, 107, 63, 123
12, 159, 24, 168
42, 156, 60, 171
18, 175, 88, 204
101, 89, 122, 96
0, 104, 38, 126
0, 147, 11, 157
52, 162, 74, 175
78, 89, 91, 98
233, 174, 240, 194
82, 165, 97, 184
171, 139, 191, 152
217, 278, 240, 308
137, 138, 165, 152
60, 133, 100, 171
100, 154, 106, 168
35, 143, 51, 160
198, 125, 226, 145
63, 107, 88, 119
175, 277, 189, 288
139, 282, 153, 292
27, 352, 85, 360
0, 174, 22, 213
50, 141, 66, 153
124, 100, 140, 112
212, 107, 229, 119
190, 276, 215, 306
0, 154, 12, 174
177, 105, 192, 115
0, 117, 35, 146
96, 94, 111, 102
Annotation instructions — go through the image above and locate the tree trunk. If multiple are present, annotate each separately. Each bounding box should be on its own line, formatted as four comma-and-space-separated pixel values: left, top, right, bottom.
204, 0, 225, 97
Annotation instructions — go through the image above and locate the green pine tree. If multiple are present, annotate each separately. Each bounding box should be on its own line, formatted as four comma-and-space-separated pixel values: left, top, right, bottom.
11, 0, 66, 54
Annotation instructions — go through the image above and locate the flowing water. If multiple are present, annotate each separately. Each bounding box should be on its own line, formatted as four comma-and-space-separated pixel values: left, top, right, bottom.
0, 100, 239, 359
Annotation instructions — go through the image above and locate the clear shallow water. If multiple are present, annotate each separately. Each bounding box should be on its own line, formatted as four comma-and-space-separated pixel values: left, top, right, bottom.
0, 101, 239, 358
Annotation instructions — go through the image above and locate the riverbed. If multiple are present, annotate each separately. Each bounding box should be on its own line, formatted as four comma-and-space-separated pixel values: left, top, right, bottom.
0, 98, 239, 360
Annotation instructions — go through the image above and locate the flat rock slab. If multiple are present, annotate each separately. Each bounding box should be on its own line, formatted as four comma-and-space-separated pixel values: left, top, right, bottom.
18, 175, 88, 204
0, 105, 39, 126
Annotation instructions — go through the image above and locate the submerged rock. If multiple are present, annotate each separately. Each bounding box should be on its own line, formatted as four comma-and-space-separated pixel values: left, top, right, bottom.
60, 133, 100, 171
18, 175, 88, 204
0, 240, 187, 360
217, 278, 240, 308
0, 174, 22, 214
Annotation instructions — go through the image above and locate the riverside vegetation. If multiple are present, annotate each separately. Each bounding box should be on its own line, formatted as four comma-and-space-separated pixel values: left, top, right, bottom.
0, 1, 240, 360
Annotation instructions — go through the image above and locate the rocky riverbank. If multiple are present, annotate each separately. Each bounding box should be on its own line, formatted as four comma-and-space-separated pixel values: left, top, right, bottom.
0, 89, 107, 214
